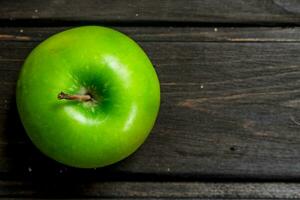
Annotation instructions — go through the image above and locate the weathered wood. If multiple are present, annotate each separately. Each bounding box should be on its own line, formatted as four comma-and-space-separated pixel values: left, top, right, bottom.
2, 0, 300, 25
0, 198, 295, 200
1, 27, 300, 180
1, 181, 300, 198
3, 27, 300, 42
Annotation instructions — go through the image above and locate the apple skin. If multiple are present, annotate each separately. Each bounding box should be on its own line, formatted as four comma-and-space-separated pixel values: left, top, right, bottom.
16, 26, 160, 168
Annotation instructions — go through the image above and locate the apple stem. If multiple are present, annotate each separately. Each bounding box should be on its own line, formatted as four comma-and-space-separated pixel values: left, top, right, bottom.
57, 92, 92, 101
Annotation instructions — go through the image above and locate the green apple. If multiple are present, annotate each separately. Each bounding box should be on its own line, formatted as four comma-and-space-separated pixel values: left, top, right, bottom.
16, 26, 160, 168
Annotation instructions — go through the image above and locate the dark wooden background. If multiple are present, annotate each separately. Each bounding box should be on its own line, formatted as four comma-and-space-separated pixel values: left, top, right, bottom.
2, 0, 300, 199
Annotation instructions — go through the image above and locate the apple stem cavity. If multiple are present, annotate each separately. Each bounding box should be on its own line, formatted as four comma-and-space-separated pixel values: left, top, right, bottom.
57, 92, 92, 101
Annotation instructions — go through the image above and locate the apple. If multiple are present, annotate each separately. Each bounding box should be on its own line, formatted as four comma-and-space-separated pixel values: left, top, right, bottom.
16, 26, 160, 168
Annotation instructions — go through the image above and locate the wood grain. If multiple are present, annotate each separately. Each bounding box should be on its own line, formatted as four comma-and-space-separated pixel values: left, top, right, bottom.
1, 181, 300, 198
2, 0, 300, 25
1, 27, 300, 180
3, 27, 300, 42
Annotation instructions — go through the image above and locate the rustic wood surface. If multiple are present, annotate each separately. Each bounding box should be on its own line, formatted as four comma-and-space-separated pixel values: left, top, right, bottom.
2, 0, 300, 199
3, 0, 300, 25
1, 181, 300, 199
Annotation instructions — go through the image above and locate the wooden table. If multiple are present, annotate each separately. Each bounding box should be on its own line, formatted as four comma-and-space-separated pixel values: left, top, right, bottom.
2, 0, 300, 199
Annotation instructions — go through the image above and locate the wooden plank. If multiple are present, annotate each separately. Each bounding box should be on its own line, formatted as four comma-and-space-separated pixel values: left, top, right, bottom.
0, 181, 300, 198
2, 27, 300, 180
3, 27, 300, 42
2, 0, 300, 25
0, 197, 288, 200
